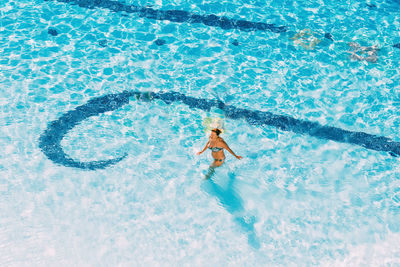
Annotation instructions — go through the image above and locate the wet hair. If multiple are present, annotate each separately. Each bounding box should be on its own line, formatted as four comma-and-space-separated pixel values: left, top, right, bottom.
211, 128, 221, 136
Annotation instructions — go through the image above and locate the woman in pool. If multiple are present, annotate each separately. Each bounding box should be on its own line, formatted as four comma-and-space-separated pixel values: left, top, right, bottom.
197, 128, 242, 169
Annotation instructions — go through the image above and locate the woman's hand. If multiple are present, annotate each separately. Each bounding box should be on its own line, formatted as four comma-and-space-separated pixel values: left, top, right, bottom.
236, 155, 243, 160
197, 142, 209, 156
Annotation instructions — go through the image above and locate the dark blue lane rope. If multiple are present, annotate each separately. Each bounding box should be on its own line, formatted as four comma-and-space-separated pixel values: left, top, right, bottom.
39, 91, 400, 170
51, 0, 287, 33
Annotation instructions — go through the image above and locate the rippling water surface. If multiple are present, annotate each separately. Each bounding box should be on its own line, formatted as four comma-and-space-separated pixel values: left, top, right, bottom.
1, 0, 400, 265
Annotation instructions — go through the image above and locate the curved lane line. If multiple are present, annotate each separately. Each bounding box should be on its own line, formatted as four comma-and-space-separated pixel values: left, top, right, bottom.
39, 91, 135, 170
39, 90, 400, 170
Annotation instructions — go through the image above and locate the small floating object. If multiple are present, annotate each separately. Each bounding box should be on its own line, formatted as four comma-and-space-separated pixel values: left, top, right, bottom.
291, 29, 321, 50
231, 39, 239, 46
47, 28, 58, 36
154, 38, 166, 46
324, 33, 333, 41
393, 43, 400, 49
98, 39, 108, 47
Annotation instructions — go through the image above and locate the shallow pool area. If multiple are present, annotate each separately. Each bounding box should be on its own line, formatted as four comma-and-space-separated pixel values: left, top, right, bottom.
1, 0, 400, 265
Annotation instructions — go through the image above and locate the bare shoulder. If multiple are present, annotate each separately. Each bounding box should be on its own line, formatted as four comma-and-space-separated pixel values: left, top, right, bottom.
219, 137, 228, 145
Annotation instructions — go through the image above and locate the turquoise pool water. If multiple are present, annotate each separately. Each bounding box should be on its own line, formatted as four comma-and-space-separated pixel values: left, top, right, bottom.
1, 0, 400, 265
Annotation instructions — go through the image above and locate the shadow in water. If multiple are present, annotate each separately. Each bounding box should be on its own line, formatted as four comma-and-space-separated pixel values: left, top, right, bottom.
201, 171, 260, 249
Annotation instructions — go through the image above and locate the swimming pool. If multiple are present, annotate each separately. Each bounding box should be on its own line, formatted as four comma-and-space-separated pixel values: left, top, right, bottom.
1, 0, 400, 265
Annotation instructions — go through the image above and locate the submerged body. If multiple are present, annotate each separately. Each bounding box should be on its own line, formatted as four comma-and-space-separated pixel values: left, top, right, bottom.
348, 42, 379, 63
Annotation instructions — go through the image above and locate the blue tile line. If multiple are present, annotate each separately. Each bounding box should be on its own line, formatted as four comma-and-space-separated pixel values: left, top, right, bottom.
51, 0, 287, 33
39, 91, 400, 170
48, 0, 400, 48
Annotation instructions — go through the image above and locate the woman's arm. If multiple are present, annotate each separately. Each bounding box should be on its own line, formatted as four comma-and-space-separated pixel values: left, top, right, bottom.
221, 139, 242, 159
196, 141, 209, 155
